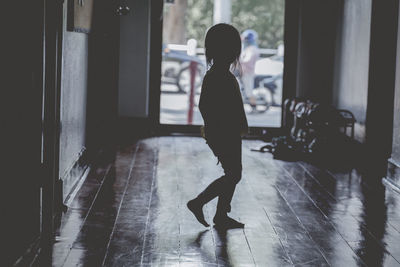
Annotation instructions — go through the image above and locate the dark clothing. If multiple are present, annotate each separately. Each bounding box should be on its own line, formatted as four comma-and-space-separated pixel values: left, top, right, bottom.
197, 66, 248, 215
197, 136, 242, 214
199, 66, 248, 141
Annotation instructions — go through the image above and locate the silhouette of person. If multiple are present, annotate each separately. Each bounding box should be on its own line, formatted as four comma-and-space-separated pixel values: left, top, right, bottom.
240, 29, 260, 110
187, 24, 248, 229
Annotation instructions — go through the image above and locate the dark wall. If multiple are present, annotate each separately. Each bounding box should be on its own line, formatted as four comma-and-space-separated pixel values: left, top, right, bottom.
118, 0, 151, 118
59, 0, 120, 200
295, 0, 340, 104
86, 0, 120, 152
387, 5, 400, 187
3, 0, 119, 264
392, 4, 400, 165
295, 0, 398, 164
332, 0, 372, 142
148, 0, 164, 128
295, 0, 399, 175
3, 1, 43, 265
281, 0, 300, 103
365, 0, 399, 166
59, 0, 90, 199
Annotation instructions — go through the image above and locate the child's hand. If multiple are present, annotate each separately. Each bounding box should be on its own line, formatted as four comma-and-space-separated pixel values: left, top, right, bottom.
200, 126, 206, 139
240, 127, 249, 137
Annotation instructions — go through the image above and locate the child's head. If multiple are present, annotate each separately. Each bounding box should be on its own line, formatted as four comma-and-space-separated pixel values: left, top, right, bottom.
205, 23, 241, 68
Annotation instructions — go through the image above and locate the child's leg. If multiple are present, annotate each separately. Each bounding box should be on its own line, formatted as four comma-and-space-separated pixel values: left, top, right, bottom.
187, 175, 227, 227
215, 139, 242, 217
188, 172, 240, 228
213, 154, 244, 229
187, 137, 242, 227
195, 175, 227, 204
215, 164, 241, 216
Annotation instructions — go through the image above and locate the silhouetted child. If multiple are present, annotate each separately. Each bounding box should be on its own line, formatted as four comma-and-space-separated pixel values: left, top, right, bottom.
187, 24, 248, 229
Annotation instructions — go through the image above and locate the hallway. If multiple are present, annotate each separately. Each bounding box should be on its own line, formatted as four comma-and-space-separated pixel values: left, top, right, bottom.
47, 137, 400, 266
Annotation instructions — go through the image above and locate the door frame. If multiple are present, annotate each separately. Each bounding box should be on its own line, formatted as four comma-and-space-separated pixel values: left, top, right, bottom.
149, 0, 299, 136
40, 0, 63, 250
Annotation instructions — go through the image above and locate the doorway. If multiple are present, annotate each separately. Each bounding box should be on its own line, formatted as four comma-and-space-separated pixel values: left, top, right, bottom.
159, 0, 285, 128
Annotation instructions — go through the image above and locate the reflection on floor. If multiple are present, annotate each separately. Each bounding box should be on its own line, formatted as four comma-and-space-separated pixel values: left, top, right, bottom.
46, 137, 400, 266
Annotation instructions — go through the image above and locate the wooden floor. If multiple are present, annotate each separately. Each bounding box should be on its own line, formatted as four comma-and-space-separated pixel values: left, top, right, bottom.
45, 136, 400, 266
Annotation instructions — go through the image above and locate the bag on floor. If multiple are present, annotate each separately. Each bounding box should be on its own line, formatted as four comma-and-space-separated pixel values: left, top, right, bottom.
271, 136, 301, 161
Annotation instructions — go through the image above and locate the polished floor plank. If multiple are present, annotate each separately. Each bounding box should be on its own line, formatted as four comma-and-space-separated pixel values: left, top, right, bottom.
190, 136, 292, 266
46, 136, 400, 267
142, 138, 182, 266
103, 141, 158, 266
242, 145, 335, 266
273, 174, 366, 266
49, 157, 115, 267
385, 188, 400, 234
65, 145, 138, 266
243, 140, 399, 266
275, 162, 395, 266
321, 169, 400, 266
178, 138, 219, 266
296, 160, 400, 266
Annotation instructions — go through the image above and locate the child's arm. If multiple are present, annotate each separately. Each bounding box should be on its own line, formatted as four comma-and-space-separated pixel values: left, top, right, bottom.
233, 76, 249, 136
199, 74, 219, 137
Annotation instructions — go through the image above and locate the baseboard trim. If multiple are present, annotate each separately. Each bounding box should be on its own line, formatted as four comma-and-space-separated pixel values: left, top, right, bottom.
384, 158, 400, 194
383, 177, 400, 194
64, 166, 91, 206
13, 236, 41, 267
388, 157, 400, 169
61, 147, 91, 202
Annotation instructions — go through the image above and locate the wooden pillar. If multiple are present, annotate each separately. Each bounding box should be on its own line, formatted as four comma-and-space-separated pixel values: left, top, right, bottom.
385, 2, 400, 189
295, 0, 340, 104
365, 0, 399, 176
281, 0, 300, 104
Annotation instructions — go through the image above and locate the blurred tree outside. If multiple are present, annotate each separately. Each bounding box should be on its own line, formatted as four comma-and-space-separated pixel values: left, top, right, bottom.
232, 0, 285, 48
163, 0, 188, 44
163, 0, 285, 48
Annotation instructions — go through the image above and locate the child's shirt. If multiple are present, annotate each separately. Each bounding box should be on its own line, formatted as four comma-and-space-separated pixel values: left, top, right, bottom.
199, 66, 248, 141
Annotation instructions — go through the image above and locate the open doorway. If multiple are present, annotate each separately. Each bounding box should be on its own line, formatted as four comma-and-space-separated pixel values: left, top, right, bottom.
159, 0, 285, 127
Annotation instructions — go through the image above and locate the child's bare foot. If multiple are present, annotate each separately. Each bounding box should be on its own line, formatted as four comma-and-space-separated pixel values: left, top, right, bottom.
187, 199, 210, 227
